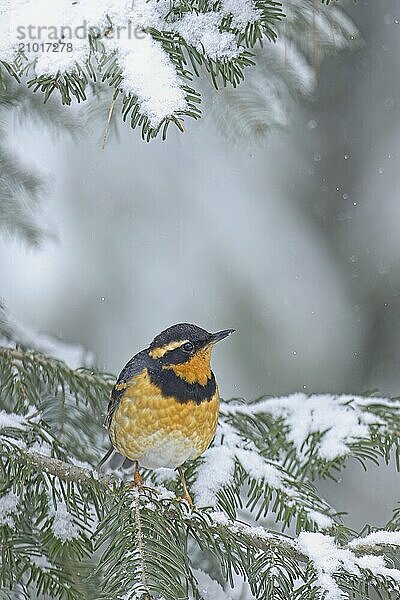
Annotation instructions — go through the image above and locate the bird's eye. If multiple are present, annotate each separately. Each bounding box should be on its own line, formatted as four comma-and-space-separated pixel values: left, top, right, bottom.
182, 341, 194, 353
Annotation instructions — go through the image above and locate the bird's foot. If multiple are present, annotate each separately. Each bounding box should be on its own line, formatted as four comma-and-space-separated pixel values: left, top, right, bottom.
126, 461, 147, 492
126, 479, 144, 491
176, 492, 194, 509
126, 469, 159, 496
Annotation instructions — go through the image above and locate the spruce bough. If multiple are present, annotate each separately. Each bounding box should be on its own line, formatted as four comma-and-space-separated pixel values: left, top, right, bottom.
0, 1, 358, 142
1, 345, 400, 599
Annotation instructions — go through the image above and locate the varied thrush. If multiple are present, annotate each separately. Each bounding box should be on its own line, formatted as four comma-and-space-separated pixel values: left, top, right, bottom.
99, 323, 234, 504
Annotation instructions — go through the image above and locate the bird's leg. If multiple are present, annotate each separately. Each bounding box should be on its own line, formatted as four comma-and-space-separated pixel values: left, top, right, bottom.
126, 462, 157, 496
126, 460, 144, 490
133, 460, 143, 488
177, 466, 194, 508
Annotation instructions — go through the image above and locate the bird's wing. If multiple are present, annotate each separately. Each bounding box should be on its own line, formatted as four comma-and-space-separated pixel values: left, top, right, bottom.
103, 350, 151, 431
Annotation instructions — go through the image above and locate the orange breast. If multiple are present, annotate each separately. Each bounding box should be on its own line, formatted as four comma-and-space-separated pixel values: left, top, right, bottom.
109, 370, 219, 469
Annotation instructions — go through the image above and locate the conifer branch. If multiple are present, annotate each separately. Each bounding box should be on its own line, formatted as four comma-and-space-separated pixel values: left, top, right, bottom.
210, 517, 308, 562
133, 494, 152, 598
1, 440, 306, 558
3, 443, 399, 566
0, 346, 112, 390
0, 1, 358, 141
2, 341, 400, 598
1, 442, 115, 488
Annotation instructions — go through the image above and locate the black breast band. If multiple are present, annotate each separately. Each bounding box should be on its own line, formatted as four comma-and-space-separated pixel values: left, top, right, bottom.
149, 369, 216, 405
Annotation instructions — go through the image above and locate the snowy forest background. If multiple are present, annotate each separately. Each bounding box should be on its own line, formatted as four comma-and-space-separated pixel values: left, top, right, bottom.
1, 0, 399, 541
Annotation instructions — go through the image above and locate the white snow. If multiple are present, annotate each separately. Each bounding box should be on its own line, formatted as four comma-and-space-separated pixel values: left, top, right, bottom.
235, 447, 283, 487
210, 510, 231, 526
104, 34, 187, 127
298, 532, 356, 600
191, 421, 269, 508
30, 553, 54, 571
48, 498, 80, 543
211, 510, 292, 545
297, 531, 400, 600
354, 554, 400, 583
192, 569, 231, 600
3, 437, 27, 451
29, 440, 53, 456
153, 485, 176, 501
0, 410, 27, 431
192, 420, 333, 529
0, 491, 19, 527
307, 510, 334, 531
221, 0, 261, 29
191, 445, 236, 507
0, 0, 264, 126
349, 530, 400, 549
173, 13, 239, 60
222, 394, 397, 462
120, 592, 144, 600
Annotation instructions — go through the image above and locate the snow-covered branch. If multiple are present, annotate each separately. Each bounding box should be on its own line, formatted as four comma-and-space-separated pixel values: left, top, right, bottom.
0, 1, 359, 141
0, 0, 283, 138
298, 531, 400, 600
222, 393, 400, 478
7, 439, 399, 552
0, 441, 114, 488
1, 340, 400, 599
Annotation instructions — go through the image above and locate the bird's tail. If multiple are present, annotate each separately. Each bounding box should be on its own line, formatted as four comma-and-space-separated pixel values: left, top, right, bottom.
97, 446, 115, 470
97, 447, 134, 471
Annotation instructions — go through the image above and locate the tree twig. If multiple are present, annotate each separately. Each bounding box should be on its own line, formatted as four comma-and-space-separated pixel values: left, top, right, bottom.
210, 518, 308, 562
134, 494, 152, 598
102, 93, 117, 150
4, 443, 399, 565
2, 442, 116, 488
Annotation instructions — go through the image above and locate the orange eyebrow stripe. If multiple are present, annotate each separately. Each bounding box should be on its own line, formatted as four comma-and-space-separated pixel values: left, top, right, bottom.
148, 340, 189, 359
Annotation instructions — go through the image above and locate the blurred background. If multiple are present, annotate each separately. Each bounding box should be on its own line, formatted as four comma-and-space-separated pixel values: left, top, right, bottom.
0, 0, 399, 530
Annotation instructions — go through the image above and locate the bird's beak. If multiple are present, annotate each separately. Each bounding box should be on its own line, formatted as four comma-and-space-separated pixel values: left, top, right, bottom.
210, 329, 235, 344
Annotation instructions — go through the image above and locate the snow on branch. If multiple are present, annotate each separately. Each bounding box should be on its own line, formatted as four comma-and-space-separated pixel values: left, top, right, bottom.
5, 442, 399, 570
0, 440, 114, 488
0, 490, 19, 527
2, 341, 400, 598
298, 531, 400, 600
348, 530, 400, 551
222, 393, 400, 473
189, 419, 337, 530
0, 0, 283, 137
0, 409, 30, 432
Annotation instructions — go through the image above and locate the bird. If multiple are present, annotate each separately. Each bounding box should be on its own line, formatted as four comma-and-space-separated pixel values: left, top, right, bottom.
99, 322, 234, 505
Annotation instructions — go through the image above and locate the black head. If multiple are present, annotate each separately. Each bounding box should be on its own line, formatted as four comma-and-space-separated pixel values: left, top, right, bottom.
148, 322, 234, 366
